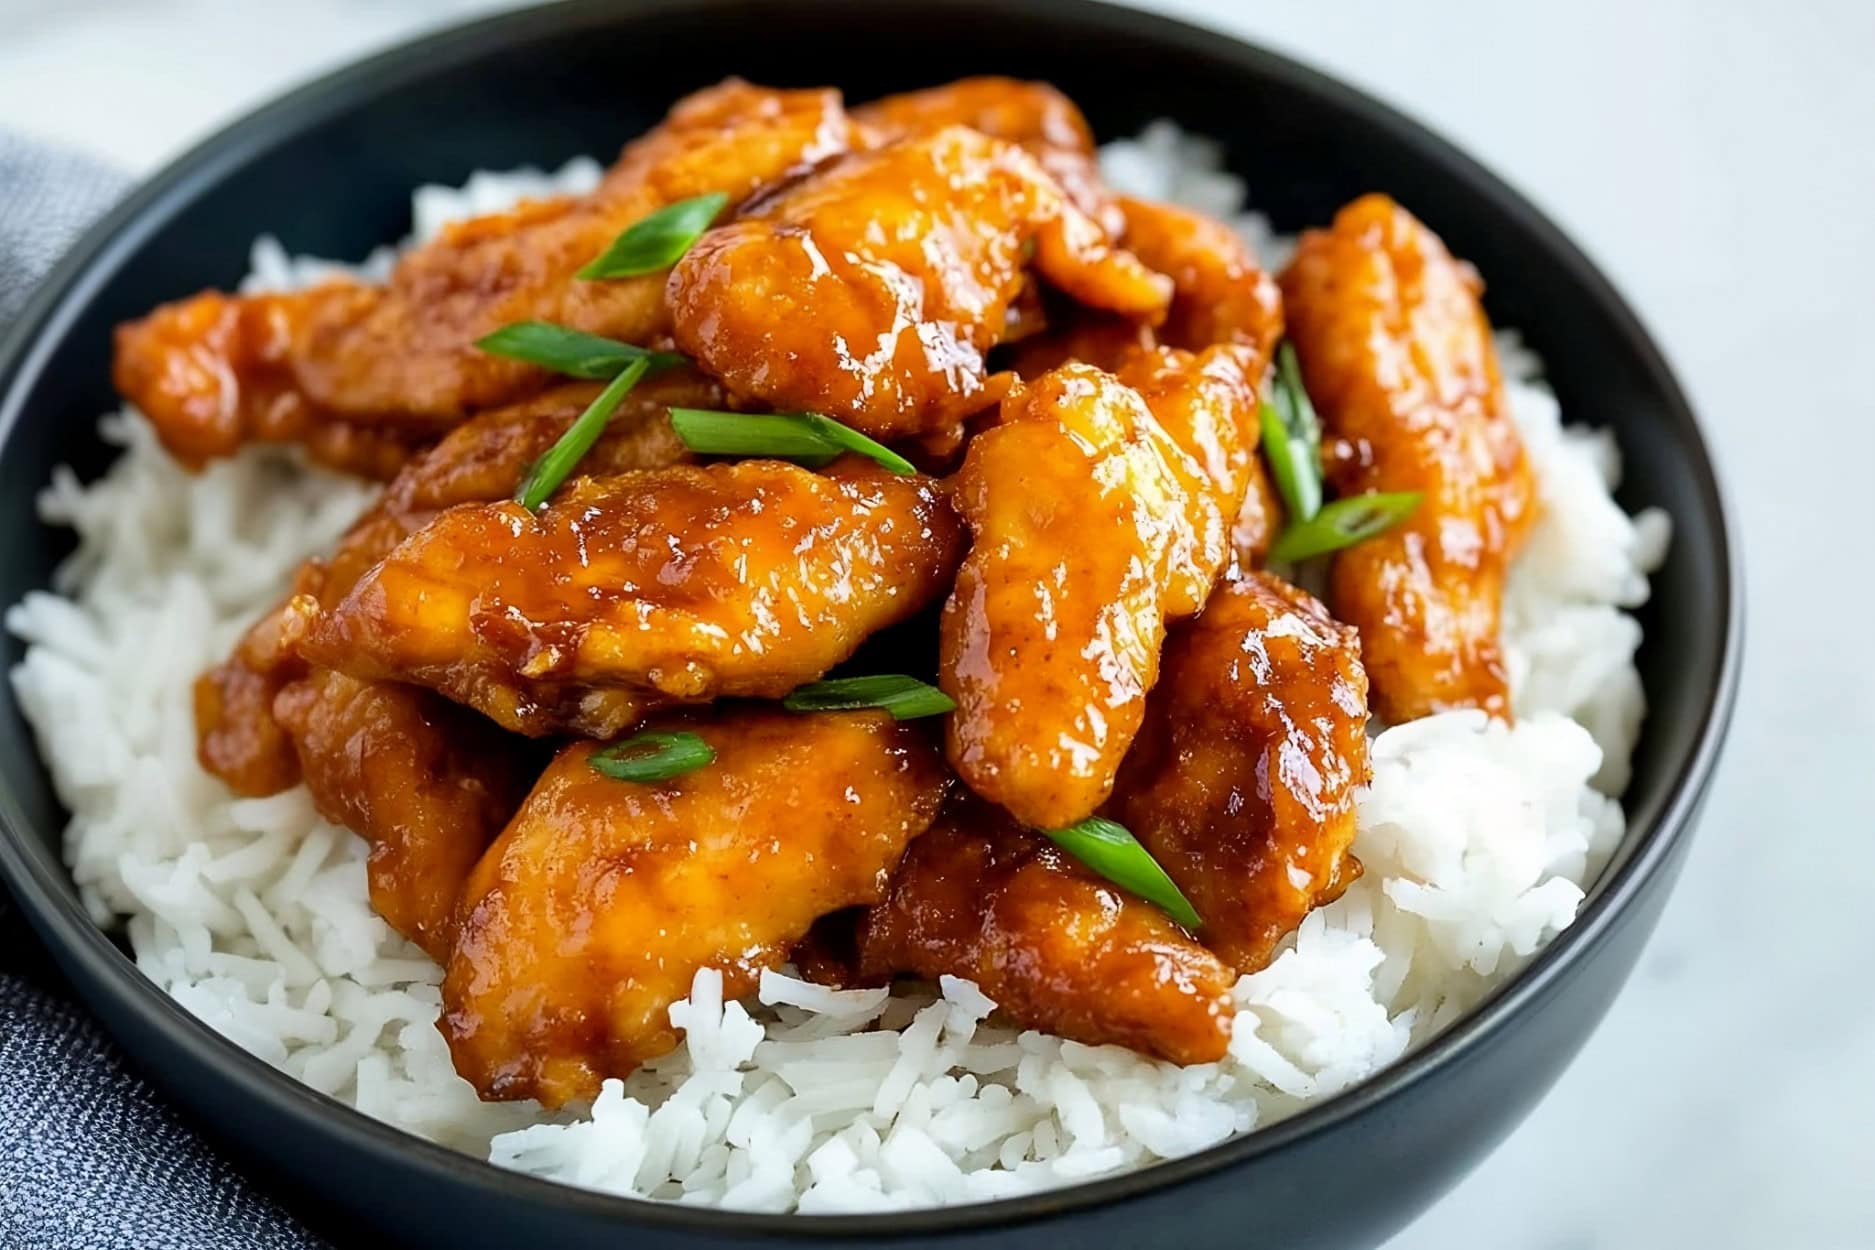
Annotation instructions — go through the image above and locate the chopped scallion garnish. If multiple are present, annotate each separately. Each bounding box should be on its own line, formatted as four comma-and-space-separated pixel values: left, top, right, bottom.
782, 675, 955, 720
587, 730, 715, 783
1261, 342, 1324, 524
1268, 491, 1422, 563
475, 321, 685, 379
577, 192, 730, 279
667, 409, 916, 476
513, 356, 651, 510
1043, 817, 1202, 930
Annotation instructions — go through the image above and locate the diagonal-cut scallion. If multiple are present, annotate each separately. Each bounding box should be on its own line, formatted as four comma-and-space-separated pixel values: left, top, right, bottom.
782, 675, 955, 720
475, 321, 685, 379
1043, 816, 1202, 930
1261, 341, 1324, 524
513, 356, 651, 510
667, 409, 916, 476
577, 192, 730, 279
587, 730, 715, 783
1268, 491, 1422, 563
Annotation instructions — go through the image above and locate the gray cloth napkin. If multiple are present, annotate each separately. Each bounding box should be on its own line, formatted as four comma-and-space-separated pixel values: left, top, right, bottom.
0, 131, 328, 1250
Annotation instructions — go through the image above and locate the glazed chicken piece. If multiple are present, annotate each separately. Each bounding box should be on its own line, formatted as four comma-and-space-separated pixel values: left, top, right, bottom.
1231, 458, 1283, 567
273, 670, 537, 960
1110, 198, 1290, 571
1280, 194, 1534, 721
192, 375, 708, 795
1115, 196, 1284, 360
668, 126, 1171, 446
114, 80, 850, 467
1003, 313, 1155, 379
1006, 196, 1281, 377
852, 76, 1117, 231
195, 564, 328, 796
442, 708, 947, 1105
1113, 343, 1262, 613
299, 459, 964, 738
109, 289, 432, 478
857, 802, 1236, 1064
1110, 571, 1370, 972
940, 358, 1248, 829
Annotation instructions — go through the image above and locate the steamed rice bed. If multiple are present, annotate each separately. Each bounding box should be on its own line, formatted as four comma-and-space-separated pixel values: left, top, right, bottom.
4, 123, 1668, 1212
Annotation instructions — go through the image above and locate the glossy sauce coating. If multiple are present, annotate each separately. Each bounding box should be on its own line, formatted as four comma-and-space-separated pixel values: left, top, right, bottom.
191, 377, 706, 795
668, 126, 1170, 444
113, 81, 849, 464
1114, 343, 1262, 614
857, 802, 1236, 1064
442, 709, 947, 1104
1116, 196, 1284, 359
852, 76, 1117, 231
1279, 194, 1534, 721
274, 669, 537, 960
193, 563, 323, 796
299, 460, 964, 736
111, 290, 429, 476
1110, 571, 1369, 972
939, 363, 1202, 829
1231, 457, 1283, 568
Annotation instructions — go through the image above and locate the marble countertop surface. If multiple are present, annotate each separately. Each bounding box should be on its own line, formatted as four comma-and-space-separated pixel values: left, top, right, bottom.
4, 0, 1870, 1246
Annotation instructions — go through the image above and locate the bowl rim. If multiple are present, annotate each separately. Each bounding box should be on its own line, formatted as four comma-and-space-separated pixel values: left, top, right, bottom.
0, 0, 1743, 1237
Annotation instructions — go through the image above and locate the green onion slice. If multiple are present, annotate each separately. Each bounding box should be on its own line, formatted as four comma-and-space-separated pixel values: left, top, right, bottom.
475, 321, 686, 379
667, 409, 917, 476
1268, 491, 1422, 563
577, 191, 730, 279
782, 675, 956, 720
588, 730, 715, 783
513, 356, 651, 510
1043, 817, 1202, 931
1261, 341, 1325, 523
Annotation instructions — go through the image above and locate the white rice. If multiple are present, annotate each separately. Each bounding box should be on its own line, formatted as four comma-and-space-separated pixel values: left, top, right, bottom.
4, 129, 1668, 1212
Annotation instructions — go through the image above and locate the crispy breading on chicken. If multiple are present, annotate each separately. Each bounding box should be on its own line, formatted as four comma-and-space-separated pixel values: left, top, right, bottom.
1279, 194, 1534, 721
939, 358, 1249, 829
273, 669, 537, 960
667, 126, 1171, 446
1110, 571, 1369, 972
852, 76, 1117, 230
857, 801, 1236, 1064
192, 375, 709, 795
442, 709, 947, 1105
298, 460, 965, 738
114, 80, 849, 467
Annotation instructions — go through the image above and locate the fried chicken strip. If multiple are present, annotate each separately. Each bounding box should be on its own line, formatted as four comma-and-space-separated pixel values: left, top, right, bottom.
1279, 194, 1534, 721
115, 80, 850, 467
1110, 571, 1370, 972
1115, 196, 1284, 360
193, 375, 708, 794
299, 460, 965, 737
668, 126, 1170, 445
940, 358, 1245, 829
852, 76, 1117, 230
442, 709, 947, 1105
857, 802, 1236, 1064
273, 670, 537, 960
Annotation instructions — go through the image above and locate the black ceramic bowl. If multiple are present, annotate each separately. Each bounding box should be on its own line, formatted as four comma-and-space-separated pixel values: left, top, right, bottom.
0, 1, 1739, 1247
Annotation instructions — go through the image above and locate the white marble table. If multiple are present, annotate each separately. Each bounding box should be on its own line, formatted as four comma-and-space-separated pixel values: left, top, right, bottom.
5, 1, 1871, 1246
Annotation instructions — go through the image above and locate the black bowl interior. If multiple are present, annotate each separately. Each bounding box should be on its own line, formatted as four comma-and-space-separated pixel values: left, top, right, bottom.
0, 2, 1738, 1247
